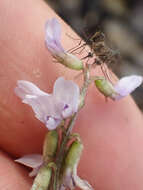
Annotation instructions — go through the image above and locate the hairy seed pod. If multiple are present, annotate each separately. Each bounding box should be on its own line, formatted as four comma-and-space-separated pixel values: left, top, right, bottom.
64, 140, 83, 170
43, 130, 58, 163
31, 166, 52, 190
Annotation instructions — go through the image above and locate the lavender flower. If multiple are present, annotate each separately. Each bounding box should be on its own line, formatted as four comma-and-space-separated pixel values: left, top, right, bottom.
15, 154, 43, 177
113, 75, 143, 100
45, 18, 83, 70
15, 77, 80, 130
95, 75, 143, 100
45, 18, 65, 56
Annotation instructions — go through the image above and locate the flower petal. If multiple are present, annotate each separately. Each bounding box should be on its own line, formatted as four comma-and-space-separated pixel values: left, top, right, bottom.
45, 116, 62, 130
60, 167, 93, 190
60, 168, 75, 190
53, 77, 80, 118
15, 78, 80, 129
15, 154, 43, 169
59, 184, 66, 190
23, 95, 62, 124
114, 75, 143, 99
45, 18, 61, 42
15, 80, 48, 99
71, 164, 94, 190
45, 18, 64, 55
29, 166, 41, 177
73, 175, 94, 190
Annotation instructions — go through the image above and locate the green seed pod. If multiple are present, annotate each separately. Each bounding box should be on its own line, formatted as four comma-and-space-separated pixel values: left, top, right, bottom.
56, 53, 83, 70
64, 140, 83, 171
95, 78, 117, 98
31, 165, 52, 190
59, 140, 93, 190
43, 130, 58, 163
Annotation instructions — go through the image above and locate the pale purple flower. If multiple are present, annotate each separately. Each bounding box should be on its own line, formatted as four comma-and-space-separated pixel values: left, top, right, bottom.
45, 18, 65, 56
15, 154, 43, 177
45, 18, 83, 70
113, 75, 143, 100
15, 77, 80, 130
95, 75, 143, 100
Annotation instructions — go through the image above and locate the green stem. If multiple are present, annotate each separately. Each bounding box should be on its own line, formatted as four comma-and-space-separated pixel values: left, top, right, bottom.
53, 66, 91, 190
53, 113, 77, 190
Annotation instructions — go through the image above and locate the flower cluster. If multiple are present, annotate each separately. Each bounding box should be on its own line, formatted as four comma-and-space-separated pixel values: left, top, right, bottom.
15, 18, 143, 190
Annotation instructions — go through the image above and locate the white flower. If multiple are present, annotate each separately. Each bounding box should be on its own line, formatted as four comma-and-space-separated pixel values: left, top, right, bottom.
15, 77, 80, 130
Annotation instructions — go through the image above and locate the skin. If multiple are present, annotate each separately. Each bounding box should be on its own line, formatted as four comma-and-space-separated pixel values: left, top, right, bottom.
0, 0, 143, 189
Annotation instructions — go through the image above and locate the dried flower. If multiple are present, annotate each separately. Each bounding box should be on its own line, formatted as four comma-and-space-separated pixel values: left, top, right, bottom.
15, 154, 43, 177
15, 129, 58, 177
45, 18, 83, 70
15, 154, 52, 190
95, 75, 143, 100
15, 77, 80, 130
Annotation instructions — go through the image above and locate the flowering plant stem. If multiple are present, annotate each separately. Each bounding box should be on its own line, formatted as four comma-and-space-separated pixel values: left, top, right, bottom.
53, 66, 90, 190
14, 18, 143, 190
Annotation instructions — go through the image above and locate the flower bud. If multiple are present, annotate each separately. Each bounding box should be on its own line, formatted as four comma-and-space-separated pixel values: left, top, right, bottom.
43, 130, 58, 163
55, 52, 83, 71
31, 165, 52, 190
95, 78, 117, 98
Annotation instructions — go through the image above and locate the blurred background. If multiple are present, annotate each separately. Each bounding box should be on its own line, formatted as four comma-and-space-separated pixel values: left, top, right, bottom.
45, 0, 143, 110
